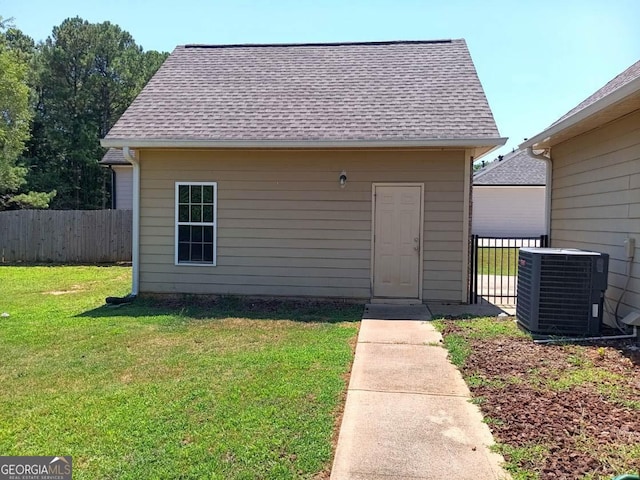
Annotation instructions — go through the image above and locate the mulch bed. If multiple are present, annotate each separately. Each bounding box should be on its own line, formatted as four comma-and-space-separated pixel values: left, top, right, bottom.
441, 321, 640, 479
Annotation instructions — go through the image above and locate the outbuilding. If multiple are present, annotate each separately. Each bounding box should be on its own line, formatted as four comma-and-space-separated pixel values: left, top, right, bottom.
101, 40, 505, 303
472, 149, 546, 238
521, 60, 640, 325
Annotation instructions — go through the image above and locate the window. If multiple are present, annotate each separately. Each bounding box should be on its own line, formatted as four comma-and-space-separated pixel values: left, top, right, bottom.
175, 182, 217, 265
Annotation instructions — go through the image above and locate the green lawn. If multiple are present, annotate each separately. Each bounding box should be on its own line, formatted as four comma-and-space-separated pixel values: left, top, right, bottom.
476, 247, 519, 276
0, 266, 361, 479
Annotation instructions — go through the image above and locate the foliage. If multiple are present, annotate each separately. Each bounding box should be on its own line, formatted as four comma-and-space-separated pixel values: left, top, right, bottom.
0, 24, 31, 207
0, 266, 359, 479
7, 189, 57, 208
22, 17, 167, 209
0, 18, 54, 209
1, 16, 167, 210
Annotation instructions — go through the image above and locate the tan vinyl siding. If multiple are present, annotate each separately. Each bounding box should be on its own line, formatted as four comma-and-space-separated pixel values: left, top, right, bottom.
112, 165, 133, 210
550, 108, 640, 324
138, 149, 466, 301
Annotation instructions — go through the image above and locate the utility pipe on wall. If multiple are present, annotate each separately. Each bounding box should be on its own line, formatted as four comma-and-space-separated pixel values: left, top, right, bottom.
108, 166, 117, 209
533, 327, 638, 344
123, 147, 140, 295
527, 147, 552, 237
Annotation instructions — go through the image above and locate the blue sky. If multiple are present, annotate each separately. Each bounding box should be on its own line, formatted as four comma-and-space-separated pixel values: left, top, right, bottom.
3, 0, 639, 160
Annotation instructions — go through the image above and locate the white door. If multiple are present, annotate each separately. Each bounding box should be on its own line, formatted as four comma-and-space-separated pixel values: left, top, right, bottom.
373, 185, 422, 299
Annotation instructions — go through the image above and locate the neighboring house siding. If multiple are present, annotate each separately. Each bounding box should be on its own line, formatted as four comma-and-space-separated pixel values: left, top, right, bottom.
138, 149, 466, 301
550, 108, 640, 324
472, 186, 546, 237
112, 165, 133, 210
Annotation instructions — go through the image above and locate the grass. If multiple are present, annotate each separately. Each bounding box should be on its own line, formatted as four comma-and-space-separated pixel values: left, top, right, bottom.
476, 247, 519, 275
432, 317, 525, 368
492, 443, 550, 480
439, 334, 470, 368
0, 266, 361, 479
541, 356, 640, 410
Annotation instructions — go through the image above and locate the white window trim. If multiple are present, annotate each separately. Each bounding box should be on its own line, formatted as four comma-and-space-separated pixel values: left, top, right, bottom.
174, 182, 217, 266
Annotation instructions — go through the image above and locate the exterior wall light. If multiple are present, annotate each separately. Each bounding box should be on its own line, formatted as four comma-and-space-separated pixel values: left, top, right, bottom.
339, 171, 347, 188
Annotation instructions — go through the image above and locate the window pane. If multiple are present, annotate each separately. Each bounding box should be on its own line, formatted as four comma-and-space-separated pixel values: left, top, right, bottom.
191, 244, 203, 261
178, 225, 190, 242
203, 205, 213, 223
177, 183, 216, 264
191, 185, 202, 203
178, 243, 190, 261
192, 226, 203, 242
203, 226, 213, 242
179, 185, 189, 203
191, 205, 202, 222
203, 185, 214, 203
203, 244, 214, 262
178, 205, 190, 222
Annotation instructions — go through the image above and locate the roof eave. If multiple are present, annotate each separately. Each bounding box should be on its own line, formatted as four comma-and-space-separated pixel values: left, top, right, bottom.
520, 76, 640, 150
473, 183, 546, 187
100, 137, 508, 150
99, 161, 132, 166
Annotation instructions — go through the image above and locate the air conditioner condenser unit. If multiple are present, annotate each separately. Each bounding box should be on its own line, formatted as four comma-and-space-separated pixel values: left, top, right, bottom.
516, 248, 609, 336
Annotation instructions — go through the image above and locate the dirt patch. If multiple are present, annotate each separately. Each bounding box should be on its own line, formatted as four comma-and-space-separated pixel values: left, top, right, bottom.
44, 283, 93, 295
441, 321, 640, 479
138, 294, 363, 324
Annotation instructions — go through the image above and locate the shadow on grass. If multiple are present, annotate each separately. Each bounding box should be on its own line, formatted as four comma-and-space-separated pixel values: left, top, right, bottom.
430, 314, 496, 321
427, 299, 514, 321
77, 295, 364, 324
0, 262, 132, 267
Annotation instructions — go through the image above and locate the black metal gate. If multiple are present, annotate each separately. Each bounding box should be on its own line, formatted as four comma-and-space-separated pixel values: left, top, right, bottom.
469, 235, 549, 304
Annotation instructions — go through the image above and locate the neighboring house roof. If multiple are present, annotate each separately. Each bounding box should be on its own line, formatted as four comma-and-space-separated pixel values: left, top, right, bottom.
521, 59, 640, 150
553, 60, 640, 125
102, 40, 505, 152
99, 148, 130, 166
474, 149, 546, 186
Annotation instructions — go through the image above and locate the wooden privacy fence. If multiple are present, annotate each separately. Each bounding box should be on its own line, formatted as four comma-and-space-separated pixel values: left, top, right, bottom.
0, 210, 132, 263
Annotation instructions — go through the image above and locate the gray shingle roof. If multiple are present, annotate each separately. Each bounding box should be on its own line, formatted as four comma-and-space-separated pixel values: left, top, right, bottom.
553, 60, 640, 125
99, 148, 130, 165
474, 149, 546, 185
104, 40, 501, 143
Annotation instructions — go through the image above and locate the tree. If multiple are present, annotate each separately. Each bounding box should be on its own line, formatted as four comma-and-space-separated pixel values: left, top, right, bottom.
0, 45, 30, 186
22, 17, 167, 209
0, 18, 54, 210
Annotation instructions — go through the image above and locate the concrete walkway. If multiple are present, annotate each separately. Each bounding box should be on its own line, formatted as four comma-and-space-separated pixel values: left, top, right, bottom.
330, 304, 510, 480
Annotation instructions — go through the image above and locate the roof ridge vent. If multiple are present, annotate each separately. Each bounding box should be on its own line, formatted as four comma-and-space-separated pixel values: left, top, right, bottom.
184, 39, 454, 49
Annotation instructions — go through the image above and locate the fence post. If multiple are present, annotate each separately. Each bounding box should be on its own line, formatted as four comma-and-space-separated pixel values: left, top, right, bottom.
469, 235, 478, 304
540, 234, 549, 248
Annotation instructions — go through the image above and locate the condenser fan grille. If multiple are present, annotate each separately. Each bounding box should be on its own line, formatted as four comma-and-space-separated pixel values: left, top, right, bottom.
516, 251, 534, 328
516, 249, 608, 336
538, 256, 592, 332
